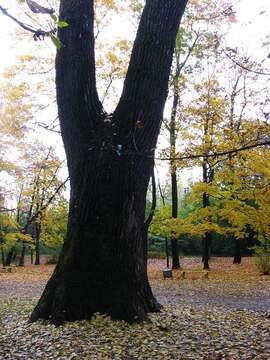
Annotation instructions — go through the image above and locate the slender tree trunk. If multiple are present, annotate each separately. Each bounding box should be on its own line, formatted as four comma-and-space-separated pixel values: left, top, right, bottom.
202, 160, 212, 269
31, 249, 34, 265
19, 242, 26, 267
1, 247, 5, 267
35, 224, 41, 265
171, 236, 180, 269
170, 72, 180, 269
30, 0, 188, 325
168, 29, 200, 270
228, 83, 242, 265
171, 170, 180, 269
202, 232, 211, 269
5, 247, 15, 266
12, 251, 17, 263
233, 239, 241, 264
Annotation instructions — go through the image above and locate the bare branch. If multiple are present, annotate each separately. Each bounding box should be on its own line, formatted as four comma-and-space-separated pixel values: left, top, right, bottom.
154, 140, 270, 162
224, 50, 270, 77
22, 177, 69, 231
0, 207, 16, 213
26, 0, 54, 15
121, 140, 270, 162
0, 5, 56, 40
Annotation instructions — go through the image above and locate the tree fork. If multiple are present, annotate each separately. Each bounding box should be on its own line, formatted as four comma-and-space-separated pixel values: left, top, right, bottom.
30, 0, 188, 325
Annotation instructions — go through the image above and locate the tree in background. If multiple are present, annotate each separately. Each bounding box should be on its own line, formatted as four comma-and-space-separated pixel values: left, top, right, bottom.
40, 197, 68, 256
159, 0, 234, 269
18, 145, 66, 265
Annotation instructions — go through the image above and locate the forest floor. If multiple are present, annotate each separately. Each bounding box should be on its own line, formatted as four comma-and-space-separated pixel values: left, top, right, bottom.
0, 257, 270, 359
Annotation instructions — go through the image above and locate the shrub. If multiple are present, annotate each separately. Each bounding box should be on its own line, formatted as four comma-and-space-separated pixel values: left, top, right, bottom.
147, 251, 166, 259
253, 239, 270, 275
255, 255, 270, 275
45, 255, 58, 265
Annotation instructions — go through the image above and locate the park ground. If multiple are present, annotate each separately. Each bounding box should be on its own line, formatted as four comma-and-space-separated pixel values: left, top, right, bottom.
0, 257, 270, 359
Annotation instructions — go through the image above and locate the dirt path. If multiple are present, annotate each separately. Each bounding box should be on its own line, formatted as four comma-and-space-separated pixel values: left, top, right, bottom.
154, 284, 270, 313
1, 258, 270, 313
149, 257, 270, 314
1, 259, 270, 360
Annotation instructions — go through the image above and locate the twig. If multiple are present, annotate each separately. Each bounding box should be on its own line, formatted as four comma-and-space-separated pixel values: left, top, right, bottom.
0, 5, 56, 40
154, 140, 270, 161
224, 51, 270, 77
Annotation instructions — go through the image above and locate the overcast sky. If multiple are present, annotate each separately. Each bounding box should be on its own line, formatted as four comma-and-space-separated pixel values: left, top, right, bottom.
0, 0, 269, 71
0, 0, 269, 187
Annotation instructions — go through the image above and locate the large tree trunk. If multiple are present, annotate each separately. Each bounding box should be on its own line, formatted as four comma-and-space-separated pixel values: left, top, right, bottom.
31, 154, 160, 324
30, 0, 188, 325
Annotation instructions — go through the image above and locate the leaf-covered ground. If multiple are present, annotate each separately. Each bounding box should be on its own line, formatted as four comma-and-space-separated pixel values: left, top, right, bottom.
0, 257, 270, 359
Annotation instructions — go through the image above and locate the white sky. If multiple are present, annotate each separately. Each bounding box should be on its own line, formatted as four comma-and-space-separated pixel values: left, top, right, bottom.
1, 0, 269, 67
0, 0, 269, 190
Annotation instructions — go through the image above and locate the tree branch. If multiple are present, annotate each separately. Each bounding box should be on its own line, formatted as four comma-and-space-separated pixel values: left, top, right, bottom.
0, 4, 56, 40
118, 139, 270, 162
56, 0, 103, 155
114, 0, 188, 150
22, 177, 69, 231
224, 50, 270, 77
154, 140, 270, 162
0, 207, 16, 213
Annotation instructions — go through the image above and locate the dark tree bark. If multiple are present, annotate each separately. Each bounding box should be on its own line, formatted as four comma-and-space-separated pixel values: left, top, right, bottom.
30, 0, 188, 325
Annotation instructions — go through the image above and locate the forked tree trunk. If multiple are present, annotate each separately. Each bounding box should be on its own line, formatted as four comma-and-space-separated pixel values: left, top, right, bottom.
30, 0, 188, 325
